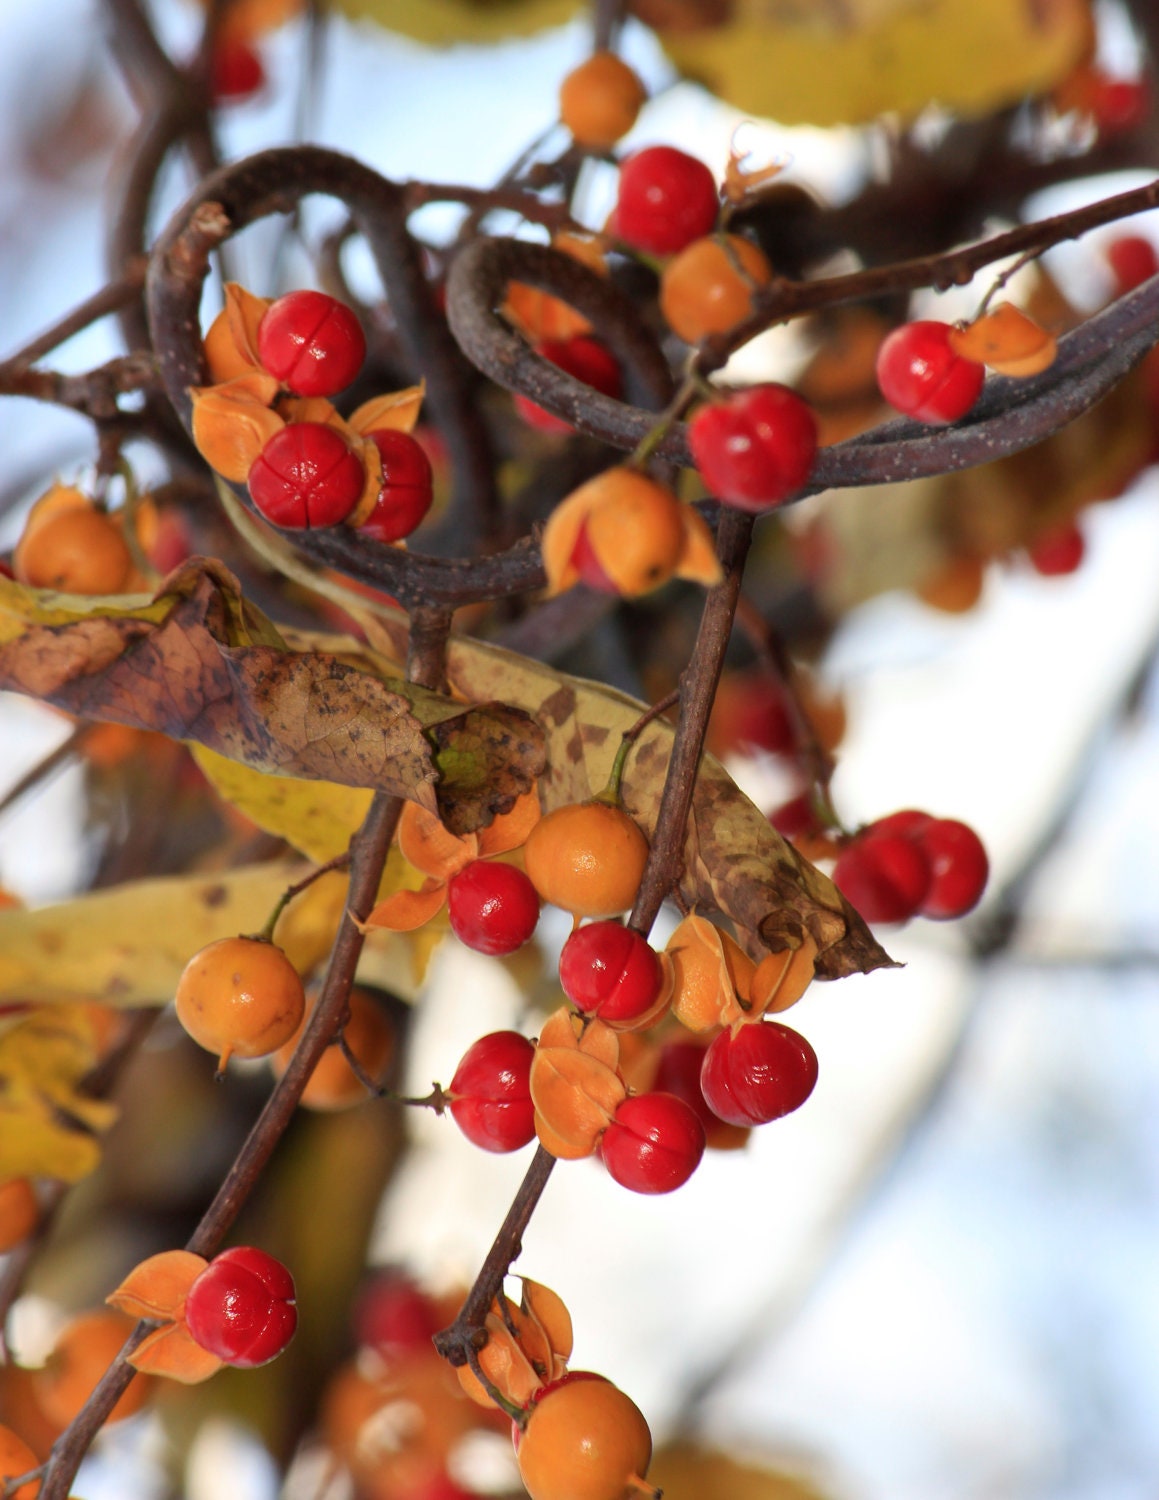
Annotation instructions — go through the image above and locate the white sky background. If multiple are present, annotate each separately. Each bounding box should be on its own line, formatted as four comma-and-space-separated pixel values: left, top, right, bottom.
1, 3, 1158, 1498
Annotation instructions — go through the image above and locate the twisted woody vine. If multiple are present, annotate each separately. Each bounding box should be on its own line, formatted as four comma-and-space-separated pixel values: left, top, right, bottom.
0, 0, 1156, 1495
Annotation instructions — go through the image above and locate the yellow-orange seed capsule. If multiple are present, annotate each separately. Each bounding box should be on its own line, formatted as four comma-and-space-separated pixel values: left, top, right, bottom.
559, 52, 647, 150
0, 1178, 39, 1254
524, 801, 648, 918
659, 234, 772, 345
516, 1373, 654, 1500
175, 936, 306, 1071
14, 505, 133, 595
0, 1423, 40, 1500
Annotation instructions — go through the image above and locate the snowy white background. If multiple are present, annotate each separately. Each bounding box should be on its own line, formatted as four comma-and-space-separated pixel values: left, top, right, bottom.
1, 2, 1158, 1496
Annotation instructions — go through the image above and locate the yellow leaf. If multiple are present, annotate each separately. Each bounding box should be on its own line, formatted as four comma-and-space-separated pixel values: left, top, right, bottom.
0, 1006, 119, 1181
655, 0, 1090, 127
329, 0, 582, 46
191, 745, 375, 863
0, 862, 347, 1009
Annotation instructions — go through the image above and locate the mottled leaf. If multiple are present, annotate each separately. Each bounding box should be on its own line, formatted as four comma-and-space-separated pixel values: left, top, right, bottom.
650, 1443, 833, 1500
0, 1005, 119, 1182
0, 560, 544, 834
329, 0, 582, 45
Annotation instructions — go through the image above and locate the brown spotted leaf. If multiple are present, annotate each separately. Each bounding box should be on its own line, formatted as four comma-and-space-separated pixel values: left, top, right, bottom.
0, 560, 543, 834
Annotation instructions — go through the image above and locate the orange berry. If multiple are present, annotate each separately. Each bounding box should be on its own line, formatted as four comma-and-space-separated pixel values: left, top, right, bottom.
916, 553, 987, 614
659, 233, 771, 344
581, 470, 688, 596
559, 52, 646, 150
175, 936, 306, 1071
0, 1423, 39, 1500
523, 801, 648, 919
0, 1179, 38, 1254
516, 1373, 654, 1500
32, 1310, 152, 1429
14, 505, 133, 595
270, 987, 395, 1109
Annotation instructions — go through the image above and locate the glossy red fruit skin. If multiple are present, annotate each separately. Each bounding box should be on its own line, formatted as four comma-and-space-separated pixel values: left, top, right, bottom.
866, 808, 933, 842
258, 290, 366, 398
700, 1021, 818, 1127
446, 860, 540, 956
515, 337, 624, 434
599, 1092, 705, 1194
875, 320, 985, 424
449, 1031, 536, 1153
833, 831, 931, 923
688, 384, 818, 511
357, 429, 434, 543
185, 1246, 297, 1368
248, 423, 365, 528
918, 818, 988, 920
558, 921, 663, 1023
569, 520, 619, 594
1106, 235, 1159, 296
210, 38, 265, 102
1028, 522, 1085, 576
612, 146, 719, 256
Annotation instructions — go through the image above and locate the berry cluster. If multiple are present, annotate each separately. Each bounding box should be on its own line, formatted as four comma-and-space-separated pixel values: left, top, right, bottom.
833, 810, 989, 924
191, 283, 433, 542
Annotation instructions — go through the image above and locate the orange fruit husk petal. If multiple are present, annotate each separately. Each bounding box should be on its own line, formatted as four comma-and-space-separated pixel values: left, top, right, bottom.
362, 880, 448, 932
128, 1321, 225, 1384
398, 801, 478, 880
504, 233, 607, 342
949, 303, 1056, 370
748, 936, 818, 1015
205, 309, 258, 384
190, 375, 284, 482
278, 395, 350, 430
107, 1251, 207, 1322
675, 505, 725, 586
348, 383, 426, 435
537, 1005, 583, 1052
540, 486, 601, 596
476, 786, 542, 857
985, 342, 1058, 377
530, 1046, 627, 1158
456, 1334, 542, 1410
521, 1279, 573, 1363
577, 1014, 621, 1071
667, 914, 754, 1031
345, 437, 385, 530
224, 282, 272, 369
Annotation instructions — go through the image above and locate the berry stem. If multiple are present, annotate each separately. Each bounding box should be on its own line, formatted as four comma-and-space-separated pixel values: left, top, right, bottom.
432, 1144, 557, 1368
257, 852, 352, 944
464, 1346, 528, 1425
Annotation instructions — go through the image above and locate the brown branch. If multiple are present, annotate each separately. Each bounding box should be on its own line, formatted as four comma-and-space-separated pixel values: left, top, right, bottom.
706, 174, 1159, 372
628, 507, 754, 935
35, 788, 404, 1500
0, 353, 159, 421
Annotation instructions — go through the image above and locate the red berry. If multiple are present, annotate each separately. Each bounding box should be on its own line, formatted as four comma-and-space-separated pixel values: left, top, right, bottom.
918, 818, 988, 920
210, 38, 265, 102
569, 519, 619, 593
248, 422, 365, 528
688, 384, 817, 511
653, 1040, 738, 1139
184, 1246, 297, 1368
769, 792, 822, 841
515, 337, 624, 434
353, 1270, 441, 1355
1091, 76, 1149, 134
448, 1031, 535, 1153
357, 428, 434, 543
1106, 234, 1158, 296
558, 921, 663, 1023
257, 290, 366, 398
876, 320, 985, 424
699, 1020, 818, 1127
1028, 521, 1085, 576
866, 808, 933, 841
833, 831, 931, 924
446, 860, 540, 956
612, 146, 719, 256
599, 1092, 705, 1194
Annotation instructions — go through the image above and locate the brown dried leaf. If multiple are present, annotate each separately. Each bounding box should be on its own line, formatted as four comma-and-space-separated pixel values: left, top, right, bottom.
0, 560, 544, 834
